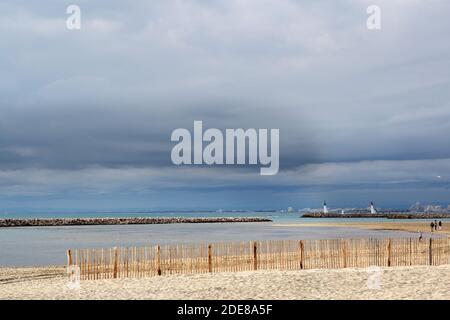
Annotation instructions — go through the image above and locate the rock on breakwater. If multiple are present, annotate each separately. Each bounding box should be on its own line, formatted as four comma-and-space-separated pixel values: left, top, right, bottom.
0, 217, 272, 228
301, 212, 450, 219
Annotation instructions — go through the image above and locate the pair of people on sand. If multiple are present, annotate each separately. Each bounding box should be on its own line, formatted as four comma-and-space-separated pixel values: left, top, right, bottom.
430, 220, 442, 232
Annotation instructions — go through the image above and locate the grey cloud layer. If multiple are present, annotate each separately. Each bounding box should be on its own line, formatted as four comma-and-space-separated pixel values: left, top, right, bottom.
0, 0, 449, 205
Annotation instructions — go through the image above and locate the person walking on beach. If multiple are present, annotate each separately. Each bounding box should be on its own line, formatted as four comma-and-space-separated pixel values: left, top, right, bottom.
418, 230, 423, 241
430, 222, 435, 232
439, 221, 442, 230
434, 220, 438, 231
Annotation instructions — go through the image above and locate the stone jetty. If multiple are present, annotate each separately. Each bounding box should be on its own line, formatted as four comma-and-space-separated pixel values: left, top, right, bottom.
0, 217, 272, 228
301, 212, 450, 219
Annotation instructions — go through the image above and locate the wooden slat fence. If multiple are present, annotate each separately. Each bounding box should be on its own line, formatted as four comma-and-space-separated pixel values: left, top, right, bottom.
67, 237, 450, 280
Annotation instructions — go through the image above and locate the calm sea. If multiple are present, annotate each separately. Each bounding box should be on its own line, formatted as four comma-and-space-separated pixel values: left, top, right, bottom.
0, 211, 445, 267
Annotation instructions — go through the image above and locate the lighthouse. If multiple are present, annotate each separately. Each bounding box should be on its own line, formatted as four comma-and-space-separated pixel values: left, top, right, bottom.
370, 201, 377, 214
323, 201, 328, 214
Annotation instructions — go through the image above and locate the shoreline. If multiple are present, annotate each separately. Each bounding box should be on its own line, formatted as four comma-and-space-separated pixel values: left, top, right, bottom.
1, 220, 445, 267
275, 221, 450, 236
0, 217, 272, 228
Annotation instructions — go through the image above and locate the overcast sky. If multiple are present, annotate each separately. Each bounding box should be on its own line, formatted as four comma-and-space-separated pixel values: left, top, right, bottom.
1, 0, 450, 211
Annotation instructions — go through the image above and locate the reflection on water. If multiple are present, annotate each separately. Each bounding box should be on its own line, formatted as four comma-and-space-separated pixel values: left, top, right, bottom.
0, 221, 420, 267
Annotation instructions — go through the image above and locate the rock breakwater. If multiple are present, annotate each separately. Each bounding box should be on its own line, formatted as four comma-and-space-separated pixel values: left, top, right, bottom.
0, 217, 272, 228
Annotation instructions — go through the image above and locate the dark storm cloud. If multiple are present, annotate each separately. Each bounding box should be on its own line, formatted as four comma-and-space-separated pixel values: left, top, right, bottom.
0, 0, 450, 208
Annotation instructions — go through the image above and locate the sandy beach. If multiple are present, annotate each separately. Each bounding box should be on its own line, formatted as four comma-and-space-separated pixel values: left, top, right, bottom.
1, 265, 449, 300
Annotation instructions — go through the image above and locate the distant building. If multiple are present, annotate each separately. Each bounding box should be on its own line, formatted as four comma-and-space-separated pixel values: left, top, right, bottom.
409, 202, 425, 212
409, 202, 450, 213
424, 205, 443, 212
323, 201, 328, 214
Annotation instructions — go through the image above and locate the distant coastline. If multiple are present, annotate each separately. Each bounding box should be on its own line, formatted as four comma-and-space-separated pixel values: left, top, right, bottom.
0, 217, 272, 228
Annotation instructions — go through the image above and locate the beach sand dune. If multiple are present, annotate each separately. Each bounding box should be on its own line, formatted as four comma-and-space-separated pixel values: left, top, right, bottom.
1, 265, 449, 300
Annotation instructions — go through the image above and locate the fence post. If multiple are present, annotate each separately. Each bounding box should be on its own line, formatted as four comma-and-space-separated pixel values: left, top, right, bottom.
67, 249, 73, 267
253, 241, 258, 270
409, 238, 412, 266
387, 239, 391, 267
429, 238, 433, 266
342, 240, 347, 268
299, 240, 304, 269
156, 245, 162, 276
113, 247, 118, 278
208, 244, 213, 273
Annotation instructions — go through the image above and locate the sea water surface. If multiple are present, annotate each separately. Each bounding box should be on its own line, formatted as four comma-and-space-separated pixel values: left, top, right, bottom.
0, 211, 443, 266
